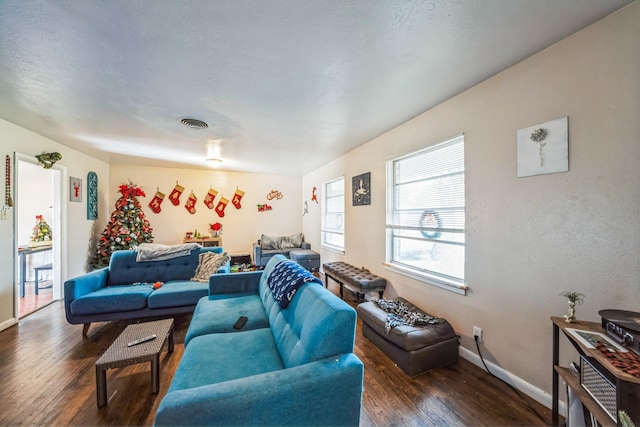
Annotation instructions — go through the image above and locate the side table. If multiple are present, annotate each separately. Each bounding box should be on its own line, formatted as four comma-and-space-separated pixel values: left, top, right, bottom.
95, 318, 174, 408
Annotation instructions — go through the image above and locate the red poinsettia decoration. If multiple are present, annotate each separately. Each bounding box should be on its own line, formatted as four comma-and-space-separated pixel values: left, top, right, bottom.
118, 184, 146, 199
210, 222, 222, 232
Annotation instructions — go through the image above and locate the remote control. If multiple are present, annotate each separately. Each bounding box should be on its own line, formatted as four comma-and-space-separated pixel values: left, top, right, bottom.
233, 316, 248, 330
127, 334, 156, 347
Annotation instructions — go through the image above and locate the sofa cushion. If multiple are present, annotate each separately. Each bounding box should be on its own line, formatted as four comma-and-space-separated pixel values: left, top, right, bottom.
191, 252, 230, 283
147, 280, 209, 309
107, 247, 223, 286
279, 233, 303, 249
357, 298, 457, 351
168, 328, 285, 393
267, 283, 357, 368
70, 284, 153, 315
260, 233, 303, 250
185, 294, 270, 345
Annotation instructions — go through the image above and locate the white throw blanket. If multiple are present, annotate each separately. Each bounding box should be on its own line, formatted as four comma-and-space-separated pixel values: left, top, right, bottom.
136, 243, 201, 262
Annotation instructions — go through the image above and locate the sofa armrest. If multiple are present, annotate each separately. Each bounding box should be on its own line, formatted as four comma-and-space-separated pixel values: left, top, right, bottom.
208, 270, 262, 295
155, 353, 363, 426
301, 242, 311, 250
63, 267, 109, 325
64, 267, 109, 301
216, 259, 230, 274
253, 243, 262, 264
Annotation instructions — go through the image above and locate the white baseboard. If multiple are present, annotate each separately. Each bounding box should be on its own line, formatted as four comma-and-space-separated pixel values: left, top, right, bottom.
0, 317, 18, 332
459, 346, 566, 417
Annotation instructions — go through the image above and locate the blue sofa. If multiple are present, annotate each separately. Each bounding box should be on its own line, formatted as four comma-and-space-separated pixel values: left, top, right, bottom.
64, 246, 229, 336
154, 255, 364, 426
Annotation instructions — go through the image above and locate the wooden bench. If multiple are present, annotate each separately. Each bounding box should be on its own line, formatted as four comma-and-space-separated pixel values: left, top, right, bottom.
34, 263, 53, 295
323, 261, 386, 301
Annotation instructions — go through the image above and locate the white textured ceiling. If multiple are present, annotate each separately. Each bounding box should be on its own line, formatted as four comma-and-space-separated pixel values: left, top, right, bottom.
0, 0, 632, 175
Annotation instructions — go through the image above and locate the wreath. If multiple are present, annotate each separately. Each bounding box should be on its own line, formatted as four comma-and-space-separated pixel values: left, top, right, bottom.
419, 210, 442, 239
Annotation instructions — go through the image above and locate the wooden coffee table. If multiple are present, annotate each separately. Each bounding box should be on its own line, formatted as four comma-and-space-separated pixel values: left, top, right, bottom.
95, 318, 174, 408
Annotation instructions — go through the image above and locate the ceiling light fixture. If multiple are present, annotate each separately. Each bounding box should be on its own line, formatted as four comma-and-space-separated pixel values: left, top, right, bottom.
206, 140, 222, 167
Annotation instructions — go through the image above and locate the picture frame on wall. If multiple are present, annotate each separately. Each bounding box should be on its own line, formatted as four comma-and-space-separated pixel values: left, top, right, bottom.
517, 116, 569, 178
87, 171, 98, 219
352, 172, 371, 206
69, 176, 82, 202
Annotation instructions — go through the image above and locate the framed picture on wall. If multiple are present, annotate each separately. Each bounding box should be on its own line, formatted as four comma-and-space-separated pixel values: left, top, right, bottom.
352, 172, 371, 206
87, 171, 98, 219
69, 176, 82, 202
517, 116, 569, 177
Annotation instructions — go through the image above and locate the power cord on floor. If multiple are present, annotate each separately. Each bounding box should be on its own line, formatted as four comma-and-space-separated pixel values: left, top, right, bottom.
474, 335, 551, 425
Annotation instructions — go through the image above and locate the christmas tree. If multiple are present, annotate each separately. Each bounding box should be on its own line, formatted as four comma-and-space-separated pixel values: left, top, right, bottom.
93, 183, 154, 268
31, 214, 52, 243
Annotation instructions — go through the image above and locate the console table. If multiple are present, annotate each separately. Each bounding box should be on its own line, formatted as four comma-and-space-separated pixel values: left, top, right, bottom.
17, 245, 52, 298
551, 317, 640, 427
183, 237, 222, 247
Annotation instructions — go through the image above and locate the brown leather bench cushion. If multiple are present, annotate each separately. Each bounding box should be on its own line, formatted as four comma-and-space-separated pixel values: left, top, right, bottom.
357, 298, 456, 351
323, 262, 386, 293
356, 297, 459, 375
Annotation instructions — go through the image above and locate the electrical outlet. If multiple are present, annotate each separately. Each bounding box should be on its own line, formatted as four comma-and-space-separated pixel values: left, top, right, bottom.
473, 326, 483, 342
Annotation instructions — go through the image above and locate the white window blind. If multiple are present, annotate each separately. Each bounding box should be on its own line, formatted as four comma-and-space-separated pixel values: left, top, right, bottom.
322, 177, 345, 251
386, 135, 465, 293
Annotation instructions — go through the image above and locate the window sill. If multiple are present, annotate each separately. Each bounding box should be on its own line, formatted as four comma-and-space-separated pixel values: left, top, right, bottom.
383, 263, 467, 296
321, 244, 345, 255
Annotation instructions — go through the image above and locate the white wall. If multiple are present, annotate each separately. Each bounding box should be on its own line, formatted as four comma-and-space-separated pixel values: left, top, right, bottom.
0, 118, 110, 330
17, 162, 53, 246
304, 1, 640, 405
109, 165, 303, 255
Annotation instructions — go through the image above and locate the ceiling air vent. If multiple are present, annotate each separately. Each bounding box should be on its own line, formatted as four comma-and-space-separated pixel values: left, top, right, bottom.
180, 118, 209, 129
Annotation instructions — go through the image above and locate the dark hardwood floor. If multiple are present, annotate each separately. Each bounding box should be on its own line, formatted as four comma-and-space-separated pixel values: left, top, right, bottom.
19, 279, 54, 318
0, 283, 553, 426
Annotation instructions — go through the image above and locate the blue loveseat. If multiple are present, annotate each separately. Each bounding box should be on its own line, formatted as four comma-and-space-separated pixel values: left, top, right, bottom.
154, 254, 364, 426
64, 246, 229, 336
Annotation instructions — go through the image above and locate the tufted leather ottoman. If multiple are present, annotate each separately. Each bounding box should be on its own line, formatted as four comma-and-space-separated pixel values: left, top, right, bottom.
357, 297, 458, 376
323, 262, 386, 301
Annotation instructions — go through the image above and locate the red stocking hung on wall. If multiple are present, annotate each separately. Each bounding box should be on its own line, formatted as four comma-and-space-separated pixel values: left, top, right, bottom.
215, 196, 229, 217
148, 188, 165, 214
232, 187, 244, 209
168, 182, 184, 206
203, 187, 218, 209
185, 191, 197, 214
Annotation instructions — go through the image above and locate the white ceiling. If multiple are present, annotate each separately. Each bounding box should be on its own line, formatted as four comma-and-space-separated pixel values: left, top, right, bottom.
0, 0, 632, 176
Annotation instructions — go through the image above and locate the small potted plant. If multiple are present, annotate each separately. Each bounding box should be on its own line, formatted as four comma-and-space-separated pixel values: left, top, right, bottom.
560, 291, 585, 323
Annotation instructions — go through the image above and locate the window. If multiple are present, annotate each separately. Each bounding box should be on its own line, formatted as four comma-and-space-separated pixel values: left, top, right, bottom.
322, 177, 345, 251
386, 135, 465, 294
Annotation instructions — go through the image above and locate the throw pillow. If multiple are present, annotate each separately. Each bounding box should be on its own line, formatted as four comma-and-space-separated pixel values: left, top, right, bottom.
260, 234, 280, 250
191, 252, 230, 283
278, 233, 303, 249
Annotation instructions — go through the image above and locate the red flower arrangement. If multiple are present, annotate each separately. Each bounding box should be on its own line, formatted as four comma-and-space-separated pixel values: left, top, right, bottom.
210, 222, 222, 237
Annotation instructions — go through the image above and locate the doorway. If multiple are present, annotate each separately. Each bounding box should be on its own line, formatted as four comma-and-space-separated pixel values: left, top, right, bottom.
14, 155, 64, 318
